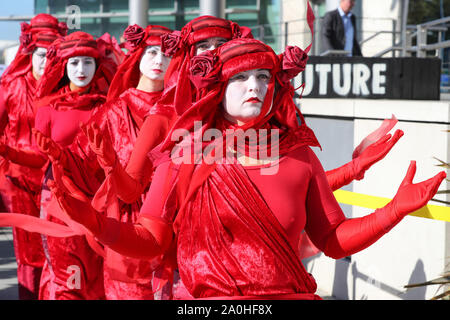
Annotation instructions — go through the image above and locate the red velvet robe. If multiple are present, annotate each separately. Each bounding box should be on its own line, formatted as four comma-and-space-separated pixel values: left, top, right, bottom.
34, 86, 106, 300
0, 70, 46, 299
139, 145, 405, 299
89, 88, 163, 299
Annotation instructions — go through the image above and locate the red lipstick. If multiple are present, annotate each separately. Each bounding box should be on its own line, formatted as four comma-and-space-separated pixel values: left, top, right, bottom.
246, 97, 261, 103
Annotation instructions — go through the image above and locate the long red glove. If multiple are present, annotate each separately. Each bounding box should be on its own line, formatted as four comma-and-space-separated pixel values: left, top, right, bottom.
326, 130, 404, 191
48, 167, 173, 260
80, 122, 116, 171
80, 121, 150, 203
123, 113, 171, 196
33, 128, 66, 165
321, 161, 446, 259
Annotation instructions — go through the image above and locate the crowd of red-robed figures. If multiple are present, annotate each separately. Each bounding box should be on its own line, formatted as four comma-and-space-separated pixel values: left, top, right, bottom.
0, 6, 445, 300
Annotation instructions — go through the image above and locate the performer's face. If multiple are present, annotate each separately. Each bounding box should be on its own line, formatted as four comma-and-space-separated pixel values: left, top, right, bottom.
195, 37, 228, 55
139, 45, 171, 81
66, 56, 96, 87
32, 47, 47, 78
222, 69, 272, 125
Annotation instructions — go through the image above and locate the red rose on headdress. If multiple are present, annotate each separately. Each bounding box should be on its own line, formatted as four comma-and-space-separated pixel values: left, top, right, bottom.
190, 52, 216, 77
279, 45, 308, 83
58, 22, 68, 36
123, 24, 145, 50
161, 30, 181, 57
21, 22, 30, 33
20, 32, 33, 52
189, 51, 219, 89
230, 22, 242, 39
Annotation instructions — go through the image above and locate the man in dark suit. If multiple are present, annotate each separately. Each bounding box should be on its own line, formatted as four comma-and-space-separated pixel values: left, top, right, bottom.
320, 0, 362, 56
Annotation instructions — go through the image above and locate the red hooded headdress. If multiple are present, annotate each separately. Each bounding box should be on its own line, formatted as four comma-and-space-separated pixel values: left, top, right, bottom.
35, 31, 116, 106
162, 37, 320, 159
106, 24, 173, 102
0, 13, 67, 85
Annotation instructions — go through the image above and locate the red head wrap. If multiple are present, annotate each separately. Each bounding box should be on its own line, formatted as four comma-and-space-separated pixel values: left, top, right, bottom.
162, 37, 320, 155
35, 31, 116, 103
1, 13, 66, 86
20, 13, 68, 53
156, 16, 254, 116
106, 24, 173, 102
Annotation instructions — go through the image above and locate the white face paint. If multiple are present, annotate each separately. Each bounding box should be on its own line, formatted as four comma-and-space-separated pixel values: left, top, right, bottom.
32, 47, 47, 77
66, 56, 96, 88
139, 46, 171, 81
195, 37, 228, 55
222, 69, 272, 125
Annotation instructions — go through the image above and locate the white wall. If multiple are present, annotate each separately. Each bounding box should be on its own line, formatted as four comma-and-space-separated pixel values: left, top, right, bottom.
360, 0, 401, 57
298, 98, 450, 299
281, 0, 311, 50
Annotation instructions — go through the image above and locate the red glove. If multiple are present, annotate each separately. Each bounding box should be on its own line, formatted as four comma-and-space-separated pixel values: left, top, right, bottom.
117, 114, 170, 202
80, 122, 117, 171
322, 161, 446, 259
388, 160, 446, 218
353, 129, 404, 180
48, 168, 172, 260
33, 128, 64, 164
326, 130, 403, 191
81, 121, 152, 204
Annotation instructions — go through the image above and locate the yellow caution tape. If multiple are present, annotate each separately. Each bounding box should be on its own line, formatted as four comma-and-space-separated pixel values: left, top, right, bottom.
333, 189, 450, 223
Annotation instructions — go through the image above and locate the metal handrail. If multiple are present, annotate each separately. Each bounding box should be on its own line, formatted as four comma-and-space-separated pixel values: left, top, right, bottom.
359, 31, 401, 46
417, 16, 450, 28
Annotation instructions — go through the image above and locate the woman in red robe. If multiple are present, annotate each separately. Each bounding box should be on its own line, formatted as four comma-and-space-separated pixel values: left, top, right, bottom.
76, 24, 173, 300
0, 13, 66, 300
49, 37, 446, 300
1, 31, 115, 299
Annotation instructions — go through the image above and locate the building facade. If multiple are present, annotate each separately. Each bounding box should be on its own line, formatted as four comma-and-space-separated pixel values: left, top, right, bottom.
34, 0, 283, 50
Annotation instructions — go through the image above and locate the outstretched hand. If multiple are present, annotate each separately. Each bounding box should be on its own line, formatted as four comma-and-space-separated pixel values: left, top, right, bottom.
33, 128, 63, 163
390, 161, 446, 217
80, 122, 117, 170
353, 129, 404, 180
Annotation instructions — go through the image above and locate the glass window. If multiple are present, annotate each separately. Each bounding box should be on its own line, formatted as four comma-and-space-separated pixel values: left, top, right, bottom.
35, 0, 49, 13
68, 0, 100, 13
48, 0, 68, 13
